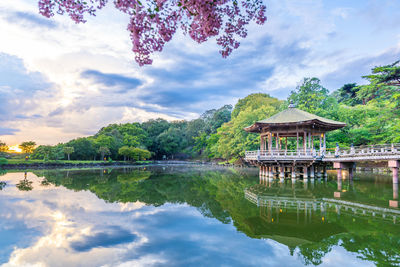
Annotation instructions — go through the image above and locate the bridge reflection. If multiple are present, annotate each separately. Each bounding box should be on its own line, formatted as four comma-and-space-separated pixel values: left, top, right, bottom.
245, 178, 400, 226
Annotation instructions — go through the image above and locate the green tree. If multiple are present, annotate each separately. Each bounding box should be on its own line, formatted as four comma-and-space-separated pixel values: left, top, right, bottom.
41, 145, 52, 160
129, 147, 151, 161
66, 138, 97, 160
231, 93, 280, 118
212, 94, 282, 159
0, 158, 8, 165
288, 77, 330, 114
209, 104, 232, 132
98, 146, 111, 160
51, 145, 65, 160
357, 60, 400, 107
64, 146, 74, 161
333, 83, 362, 106
118, 146, 131, 161
19, 141, 36, 155
157, 127, 186, 157
0, 141, 8, 153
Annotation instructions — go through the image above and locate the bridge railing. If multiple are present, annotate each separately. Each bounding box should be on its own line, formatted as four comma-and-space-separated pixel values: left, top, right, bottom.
324, 143, 400, 159
245, 143, 400, 161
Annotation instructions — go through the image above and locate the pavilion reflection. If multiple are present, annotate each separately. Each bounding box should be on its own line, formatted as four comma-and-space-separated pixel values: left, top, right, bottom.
246, 178, 400, 228
243, 177, 400, 266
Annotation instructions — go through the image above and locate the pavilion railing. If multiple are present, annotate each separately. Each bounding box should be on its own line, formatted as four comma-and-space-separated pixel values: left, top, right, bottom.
245, 149, 317, 161
244, 143, 400, 161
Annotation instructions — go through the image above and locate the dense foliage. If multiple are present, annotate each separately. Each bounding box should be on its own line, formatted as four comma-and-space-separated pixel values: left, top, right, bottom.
19, 141, 36, 154
3, 60, 400, 161
0, 141, 8, 153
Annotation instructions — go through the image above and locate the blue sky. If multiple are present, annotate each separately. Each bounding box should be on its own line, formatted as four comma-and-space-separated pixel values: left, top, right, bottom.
0, 0, 400, 144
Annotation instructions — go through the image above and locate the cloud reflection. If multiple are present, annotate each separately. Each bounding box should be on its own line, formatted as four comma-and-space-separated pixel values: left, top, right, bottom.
0, 170, 377, 267
70, 225, 137, 252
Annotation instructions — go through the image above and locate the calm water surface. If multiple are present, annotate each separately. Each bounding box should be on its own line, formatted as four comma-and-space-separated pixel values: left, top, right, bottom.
0, 165, 399, 266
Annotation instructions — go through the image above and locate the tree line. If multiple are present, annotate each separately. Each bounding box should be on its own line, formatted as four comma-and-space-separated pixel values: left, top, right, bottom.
1, 60, 399, 162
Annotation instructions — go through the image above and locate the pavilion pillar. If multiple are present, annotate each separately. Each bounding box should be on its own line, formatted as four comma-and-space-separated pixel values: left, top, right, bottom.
311, 135, 314, 149
279, 166, 285, 181
291, 166, 296, 180
349, 167, 354, 180
323, 133, 326, 153
268, 133, 272, 154
303, 166, 308, 180
391, 182, 399, 208
285, 137, 288, 153
264, 135, 267, 152
337, 176, 342, 191
268, 166, 274, 179
389, 161, 399, 184
319, 135, 322, 155
260, 136, 263, 151
303, 132, 307, 154
310, 165, 315, 178
337, 167, 342, 180
316, 165, 322, 178
389, 160, 399, 207
296, 132, 299, 155
276, 133, 279, 150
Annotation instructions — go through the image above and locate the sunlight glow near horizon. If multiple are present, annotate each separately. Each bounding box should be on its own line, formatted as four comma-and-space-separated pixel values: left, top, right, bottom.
8, 145, 22, 153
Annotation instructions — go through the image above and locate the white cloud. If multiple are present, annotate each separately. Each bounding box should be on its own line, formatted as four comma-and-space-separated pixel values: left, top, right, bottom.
1, 0, 400, 144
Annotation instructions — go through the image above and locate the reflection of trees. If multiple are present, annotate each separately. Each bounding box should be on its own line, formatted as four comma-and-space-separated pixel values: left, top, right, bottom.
341, 234, 400, 266
0, 181, 6, 190
16, 172, 33, 191
40, 178, 51, 186
16, 178, 33, 191
36, 167, 400, 266
297, 235, 340, 265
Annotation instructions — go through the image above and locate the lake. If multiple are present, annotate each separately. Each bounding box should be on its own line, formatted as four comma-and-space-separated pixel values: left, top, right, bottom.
0, 165, 399, 266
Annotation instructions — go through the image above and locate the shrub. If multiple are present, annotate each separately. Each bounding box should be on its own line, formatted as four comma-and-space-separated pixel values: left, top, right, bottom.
0, 157, 8, 165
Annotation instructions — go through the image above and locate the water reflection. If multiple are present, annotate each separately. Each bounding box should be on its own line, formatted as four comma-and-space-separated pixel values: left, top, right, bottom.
246, 176, 400, 266
0, 166, 398, 266
16, 172, 33, 191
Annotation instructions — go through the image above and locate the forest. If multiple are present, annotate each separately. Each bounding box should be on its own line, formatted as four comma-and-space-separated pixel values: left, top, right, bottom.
1, 60, 399, 162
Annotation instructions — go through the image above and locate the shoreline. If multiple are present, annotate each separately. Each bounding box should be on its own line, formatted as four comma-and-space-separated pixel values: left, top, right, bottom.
0, 160, 217, 170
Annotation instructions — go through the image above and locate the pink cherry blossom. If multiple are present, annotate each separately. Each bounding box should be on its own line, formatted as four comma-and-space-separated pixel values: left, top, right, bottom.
38, 0, 267, 66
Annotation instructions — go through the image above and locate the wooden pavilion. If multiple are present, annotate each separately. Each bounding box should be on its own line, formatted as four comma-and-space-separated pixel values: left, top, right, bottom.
244, 103, 346, 180
244, 103, 346, 155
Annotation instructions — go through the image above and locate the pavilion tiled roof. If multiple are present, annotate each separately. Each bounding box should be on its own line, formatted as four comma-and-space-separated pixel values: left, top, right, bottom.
244, 106, 346, 133
256, 107, 346, 125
